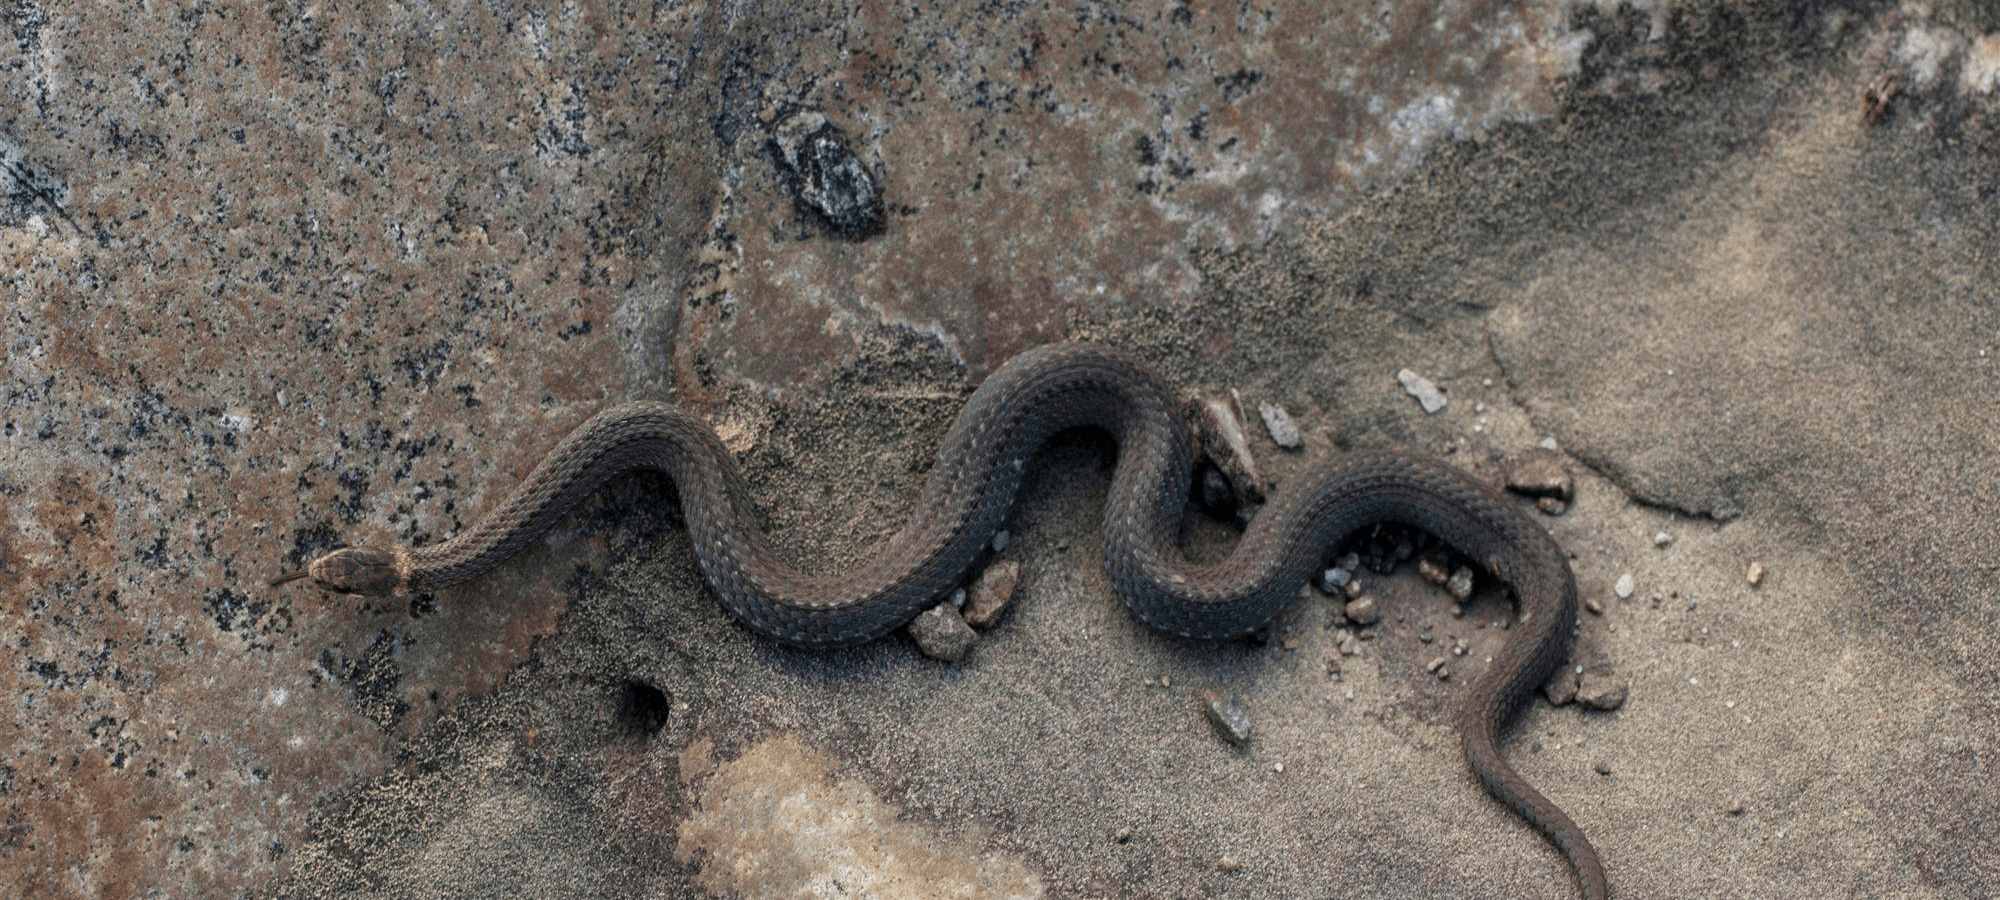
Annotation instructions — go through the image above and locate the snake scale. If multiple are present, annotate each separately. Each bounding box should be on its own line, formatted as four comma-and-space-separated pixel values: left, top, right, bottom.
278, 343, 1606, 899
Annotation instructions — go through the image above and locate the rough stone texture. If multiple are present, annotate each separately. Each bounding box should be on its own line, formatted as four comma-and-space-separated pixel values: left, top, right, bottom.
963, 559, 1023, 629
1505, 447, 1576, 502
909, 602, 978, 662
5, 2, 2000, 900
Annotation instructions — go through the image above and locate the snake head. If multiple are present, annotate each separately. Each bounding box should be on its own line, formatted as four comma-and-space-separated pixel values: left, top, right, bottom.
278, 546, 407, 596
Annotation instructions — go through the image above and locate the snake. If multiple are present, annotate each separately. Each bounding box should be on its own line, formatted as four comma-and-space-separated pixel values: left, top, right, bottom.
275, 342, 1606, 899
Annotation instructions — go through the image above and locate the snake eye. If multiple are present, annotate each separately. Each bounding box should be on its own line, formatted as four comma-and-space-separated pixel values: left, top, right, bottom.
305, 547, 403, 596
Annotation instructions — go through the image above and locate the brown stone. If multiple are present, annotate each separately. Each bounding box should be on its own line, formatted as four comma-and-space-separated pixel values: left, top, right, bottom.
962, 559, 1023, 628
1504, 448, 1575, 502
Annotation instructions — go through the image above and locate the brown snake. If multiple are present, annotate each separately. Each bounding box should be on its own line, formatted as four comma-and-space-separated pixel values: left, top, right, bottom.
276, 343, 1606, 899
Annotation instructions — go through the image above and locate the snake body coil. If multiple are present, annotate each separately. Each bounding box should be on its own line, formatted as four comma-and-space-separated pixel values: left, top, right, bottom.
288, 343, 1605, 899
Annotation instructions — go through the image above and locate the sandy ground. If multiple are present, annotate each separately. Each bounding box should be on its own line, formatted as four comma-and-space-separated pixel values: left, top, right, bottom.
3, 2, 1997, 898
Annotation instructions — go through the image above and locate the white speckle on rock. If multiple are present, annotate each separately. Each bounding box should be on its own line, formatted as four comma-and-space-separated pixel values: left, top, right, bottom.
1614, 573, 1635, 599
1397, 369, 1447, 413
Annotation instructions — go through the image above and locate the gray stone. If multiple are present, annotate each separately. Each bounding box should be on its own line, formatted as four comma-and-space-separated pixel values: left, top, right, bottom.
1397, 368, 1448, 413
908, 604, 977, 663
1258, 400, 1302, 449
1446, 566, 1475, 602
1204, 691, 1253, 747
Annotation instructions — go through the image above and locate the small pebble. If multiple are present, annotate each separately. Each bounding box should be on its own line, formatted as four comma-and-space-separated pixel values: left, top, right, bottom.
1326, 656, 1342, 677
992, 530, 1010, 552
1344, 579, 1364, 599
1504, 448, 1575, 502
1204, 691, 1254, 746
1258, 401, 1302, 449
1426, 656, 1446, 673
1576, 673, 1629, 710
1320, 567, 1353, 591
1417, 559, 1449, 585
1281, 638, 1303, 651
1217, 855, 1243, 872
1583, 595, 1603, 615
963, 559, 1022, 627
948, 587, 967, 608
1447, 566, 1474, 602
1343, 595, 1381, 625
1726, 802, 1747, 816
1112, 827, 1134, 843
1272, 762, 1285, 773
1419, 631, 1434, 644
1536, 497, 1568, 516
1397, 368, 1448, 413
1339, 552, 1361, 572
1543, 667, 1581, 705
908, 603, 977, 663
1338, 634, 1362, 656
1746, 562, 1765, 587
1614, 573, 1635, 599
1595, 762, 1612, 776
1539, 436, 1559, 450
1159, 674, 1171, 687
1653, 531, 1672, 548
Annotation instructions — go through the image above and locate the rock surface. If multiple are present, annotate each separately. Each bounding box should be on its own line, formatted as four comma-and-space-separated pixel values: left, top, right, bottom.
4, 3, 1998, 900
